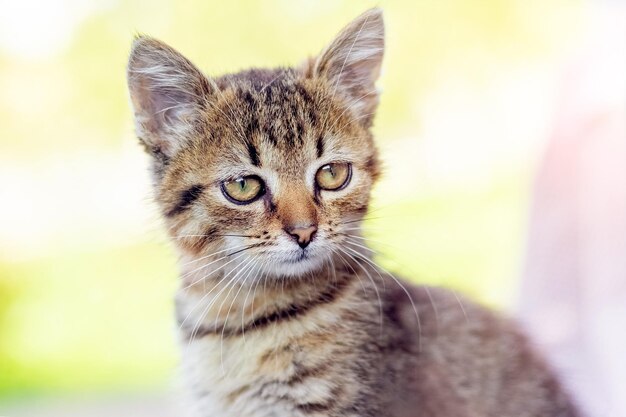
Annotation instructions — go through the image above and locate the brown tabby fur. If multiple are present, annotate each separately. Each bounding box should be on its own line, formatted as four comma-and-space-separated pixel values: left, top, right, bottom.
127, 8, 581, 417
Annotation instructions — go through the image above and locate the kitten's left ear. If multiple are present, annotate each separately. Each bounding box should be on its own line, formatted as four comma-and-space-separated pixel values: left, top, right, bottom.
304, 8, 384, 127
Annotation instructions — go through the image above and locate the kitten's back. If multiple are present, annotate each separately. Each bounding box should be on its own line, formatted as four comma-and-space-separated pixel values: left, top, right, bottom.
387, 284, 580, 417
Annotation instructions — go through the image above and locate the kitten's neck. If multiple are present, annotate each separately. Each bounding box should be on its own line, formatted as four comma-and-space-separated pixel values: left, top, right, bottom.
175, 253, 369, 341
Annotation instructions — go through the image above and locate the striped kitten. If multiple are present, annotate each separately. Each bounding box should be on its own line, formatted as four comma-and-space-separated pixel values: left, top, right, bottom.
127, 8, 580, 417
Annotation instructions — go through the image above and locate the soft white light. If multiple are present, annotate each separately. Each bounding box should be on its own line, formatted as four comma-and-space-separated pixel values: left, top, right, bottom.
0, 0, 110, 59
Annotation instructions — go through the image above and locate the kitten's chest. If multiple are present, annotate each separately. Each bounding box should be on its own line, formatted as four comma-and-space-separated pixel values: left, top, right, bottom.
176, 274, 382, 416
180, 328, 355, 417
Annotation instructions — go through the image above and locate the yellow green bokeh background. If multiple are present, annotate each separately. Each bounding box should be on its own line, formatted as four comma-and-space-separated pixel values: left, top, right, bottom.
0, 0, 583, 404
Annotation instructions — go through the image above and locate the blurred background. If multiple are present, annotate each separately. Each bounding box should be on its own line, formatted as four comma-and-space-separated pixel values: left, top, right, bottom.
0, 0, 624, 416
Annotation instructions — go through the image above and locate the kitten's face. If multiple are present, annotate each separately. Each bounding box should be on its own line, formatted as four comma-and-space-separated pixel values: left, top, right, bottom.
128, 9, 384, 279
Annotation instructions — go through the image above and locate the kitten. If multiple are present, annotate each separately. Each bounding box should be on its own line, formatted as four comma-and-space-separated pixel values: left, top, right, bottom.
127, 8, 580, 417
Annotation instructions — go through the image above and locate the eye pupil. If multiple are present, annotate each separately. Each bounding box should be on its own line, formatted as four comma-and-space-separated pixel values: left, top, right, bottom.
315, 162, 351, 191
221, 175, 264, 204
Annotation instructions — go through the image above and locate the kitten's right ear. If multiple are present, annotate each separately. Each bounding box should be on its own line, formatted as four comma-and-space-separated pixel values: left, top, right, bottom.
127, 36, 213, 159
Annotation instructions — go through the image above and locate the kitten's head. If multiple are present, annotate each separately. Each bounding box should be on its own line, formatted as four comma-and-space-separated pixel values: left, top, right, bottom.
127, 9, 384, 278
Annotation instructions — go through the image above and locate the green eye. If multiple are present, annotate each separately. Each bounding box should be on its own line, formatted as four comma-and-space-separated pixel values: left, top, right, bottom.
315, 162, 351, 191
221, 175, 264, 204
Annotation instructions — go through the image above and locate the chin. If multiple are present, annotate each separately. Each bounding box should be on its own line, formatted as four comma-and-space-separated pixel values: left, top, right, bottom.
263, 248, 329, 278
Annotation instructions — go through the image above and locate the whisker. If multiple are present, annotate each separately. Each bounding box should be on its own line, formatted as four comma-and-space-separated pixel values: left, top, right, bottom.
242, 257, 268, 341
181, 250, 248, 285
175, 233, 257, 239
220, 256, 259, 374
451, 289, 470, 325
343, 234, 446, 334
180, 243, 251, 267
179, 261, 240, 333
332, 249, 368, 297
341, 241, 422, 352
337, 216, 386, 226
205, 256, 257, 335
186, 256, 257, 347
179, 252, 254, 334
338, 225, 389, 234
339, 232, 395, 250
339, 236, 376, 254
423, 286, 440, 335
183, 254, 250, 295
334, 246, 384, 336
227, 243, 265, 257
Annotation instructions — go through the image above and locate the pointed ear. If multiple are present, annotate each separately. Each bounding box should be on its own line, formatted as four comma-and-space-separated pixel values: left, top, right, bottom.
127, 36, 213, 159
306, 8, 384, 127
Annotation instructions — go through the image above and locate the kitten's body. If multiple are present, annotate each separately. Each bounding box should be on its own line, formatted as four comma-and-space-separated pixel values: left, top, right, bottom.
178, 264, 575, 417
127, 9, 580, 417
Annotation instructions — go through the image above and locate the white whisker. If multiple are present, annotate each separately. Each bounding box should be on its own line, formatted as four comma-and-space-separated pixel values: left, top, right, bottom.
341, 241, 422, 352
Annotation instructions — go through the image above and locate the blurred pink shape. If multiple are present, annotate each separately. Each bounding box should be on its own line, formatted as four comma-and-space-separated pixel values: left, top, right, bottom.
519, 3, 626, 417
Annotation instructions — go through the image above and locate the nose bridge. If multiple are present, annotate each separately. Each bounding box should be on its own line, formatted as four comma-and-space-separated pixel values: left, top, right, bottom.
277, 181, 317, 228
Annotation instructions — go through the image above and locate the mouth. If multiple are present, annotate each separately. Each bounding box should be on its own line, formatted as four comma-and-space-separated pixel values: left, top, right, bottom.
286, 249, 309, 264
265, 247, 326, 277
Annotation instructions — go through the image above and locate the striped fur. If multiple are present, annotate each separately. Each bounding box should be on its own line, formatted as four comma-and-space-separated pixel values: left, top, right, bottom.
127, 8, 581, 417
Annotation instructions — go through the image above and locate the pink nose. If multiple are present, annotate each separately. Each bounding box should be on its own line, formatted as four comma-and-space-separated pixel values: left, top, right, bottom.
285, 225, 317, 248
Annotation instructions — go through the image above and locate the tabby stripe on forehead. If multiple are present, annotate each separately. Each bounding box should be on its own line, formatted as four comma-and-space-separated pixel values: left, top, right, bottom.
316, 135, 324, 158
246, 140, 261, 167
165, 184, 205, 217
